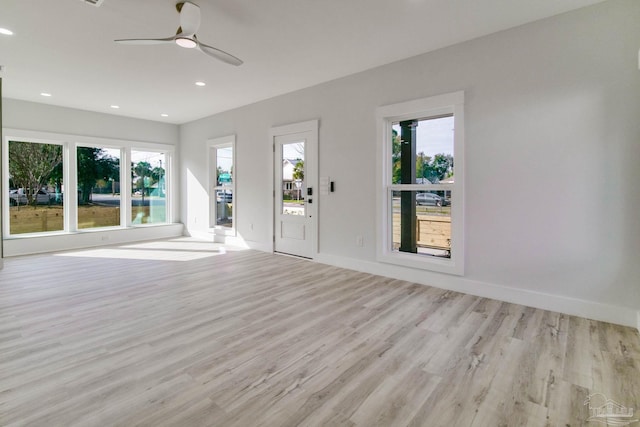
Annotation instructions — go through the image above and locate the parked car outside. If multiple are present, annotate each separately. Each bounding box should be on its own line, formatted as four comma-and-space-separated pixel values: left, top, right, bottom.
415, 192, 443, 207
9, 189, 53, 206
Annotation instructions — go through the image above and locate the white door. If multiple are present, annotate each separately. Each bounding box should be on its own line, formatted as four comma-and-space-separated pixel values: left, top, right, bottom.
273, 121, 317, 258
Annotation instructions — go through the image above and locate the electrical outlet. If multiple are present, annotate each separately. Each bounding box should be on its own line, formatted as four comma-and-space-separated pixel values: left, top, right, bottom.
356, 235, 363, 247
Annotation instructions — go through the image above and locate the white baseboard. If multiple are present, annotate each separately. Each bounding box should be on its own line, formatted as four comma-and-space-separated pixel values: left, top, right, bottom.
243, 239, 272, 252
3, 223, 184, 257
185, 229, 272, 252
315, 252, 640, 330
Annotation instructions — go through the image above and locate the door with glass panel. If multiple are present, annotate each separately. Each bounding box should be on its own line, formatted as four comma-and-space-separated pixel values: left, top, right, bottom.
274, 130, 316, 258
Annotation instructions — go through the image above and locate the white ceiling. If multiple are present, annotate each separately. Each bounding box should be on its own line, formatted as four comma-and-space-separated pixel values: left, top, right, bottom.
0, 0, 605, 124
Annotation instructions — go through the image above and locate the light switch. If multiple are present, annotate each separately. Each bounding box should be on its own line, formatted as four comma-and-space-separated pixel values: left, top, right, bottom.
320, 176, 330, 195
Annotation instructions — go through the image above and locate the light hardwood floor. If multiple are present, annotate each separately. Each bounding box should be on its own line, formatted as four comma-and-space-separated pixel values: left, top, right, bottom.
1, 238, 639, 426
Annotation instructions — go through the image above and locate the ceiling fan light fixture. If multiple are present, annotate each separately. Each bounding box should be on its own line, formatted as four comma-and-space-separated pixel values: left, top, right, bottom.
114, 2, 242, 66
175, 37, 197, 49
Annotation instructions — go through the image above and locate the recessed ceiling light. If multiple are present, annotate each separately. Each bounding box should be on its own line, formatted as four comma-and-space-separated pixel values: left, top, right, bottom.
40, 92, 52, 97
161, 113, 169, 117
0, 28, 13, 36
195, 81, 206, 87
110, 105, 120, 109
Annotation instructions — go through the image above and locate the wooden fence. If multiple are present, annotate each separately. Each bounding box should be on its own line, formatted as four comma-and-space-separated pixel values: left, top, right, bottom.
9, 207, 65, 234
79, 207, 120, 229
392, 214, 451, 251
9, 206, 124, 234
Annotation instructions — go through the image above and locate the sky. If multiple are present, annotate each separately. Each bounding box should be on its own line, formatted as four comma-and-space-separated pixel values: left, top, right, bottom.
101, 148, 166, 168
216, 146, 233, 172
393, 115, 454, 158
282, 142, 305, 161
131, 150, 165, 168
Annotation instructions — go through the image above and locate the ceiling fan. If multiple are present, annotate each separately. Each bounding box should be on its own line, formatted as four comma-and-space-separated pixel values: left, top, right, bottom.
115, 1, 243, 66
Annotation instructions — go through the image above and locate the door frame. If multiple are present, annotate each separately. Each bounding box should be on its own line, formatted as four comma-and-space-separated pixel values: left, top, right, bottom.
270, 119, 318, 258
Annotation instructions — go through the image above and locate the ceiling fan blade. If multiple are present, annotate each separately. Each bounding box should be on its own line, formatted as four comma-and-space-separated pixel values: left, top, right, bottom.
178, 2, 201, 36
198, 42, 243, 66
115, 36, 175, 45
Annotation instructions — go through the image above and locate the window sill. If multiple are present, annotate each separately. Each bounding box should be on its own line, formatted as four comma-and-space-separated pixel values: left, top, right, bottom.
2, 223, 184, 257
377, 250, 464, 276
4, 223, 177, 240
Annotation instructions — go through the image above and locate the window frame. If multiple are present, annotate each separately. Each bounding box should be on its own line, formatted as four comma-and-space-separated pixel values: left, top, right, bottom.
207, 135, 236, 236
75, 143, 124, 230
3, 129, 174, 237
3, 135, 68, 237
376, 91, 465, 275
130, 148, 170, 227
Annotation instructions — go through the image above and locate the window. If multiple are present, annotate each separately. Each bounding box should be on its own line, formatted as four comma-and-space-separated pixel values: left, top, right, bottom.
208, 136, 235, 234
281, 142, 305, 216
131, 150, 167, 225
7, 140, 64, 235
77, 146, 121, 229
3, 130, 174, 239
377, 91, 464, 275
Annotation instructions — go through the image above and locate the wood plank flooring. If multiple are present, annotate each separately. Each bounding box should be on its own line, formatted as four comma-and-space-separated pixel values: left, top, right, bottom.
0, 238, 639, 426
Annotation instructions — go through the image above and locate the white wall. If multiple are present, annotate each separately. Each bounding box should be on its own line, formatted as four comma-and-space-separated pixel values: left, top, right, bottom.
2, 99, 182, 254
180, 0, 640, 328
3, 99, 179, 145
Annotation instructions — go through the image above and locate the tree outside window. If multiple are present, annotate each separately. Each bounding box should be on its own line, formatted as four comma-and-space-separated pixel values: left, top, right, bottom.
77, 147, 121, 229
8, 141, 64, 234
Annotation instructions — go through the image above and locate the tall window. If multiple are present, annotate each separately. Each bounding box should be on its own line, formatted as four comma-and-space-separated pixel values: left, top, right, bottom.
7, 140, 64, 235
377, 92, 464, 275
209, 137, 235, 233
391, 116, 454, 257
77, 147, 121, 229
131, 150, 167, 225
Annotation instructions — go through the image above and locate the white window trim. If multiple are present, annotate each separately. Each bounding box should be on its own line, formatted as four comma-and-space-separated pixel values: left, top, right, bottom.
75, 142, 126, 229
3, 128, 174, 238
130, 147, 172, 227
376, 91, 465, 275
207, 135, 236, 236
2, 133, 68, 238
